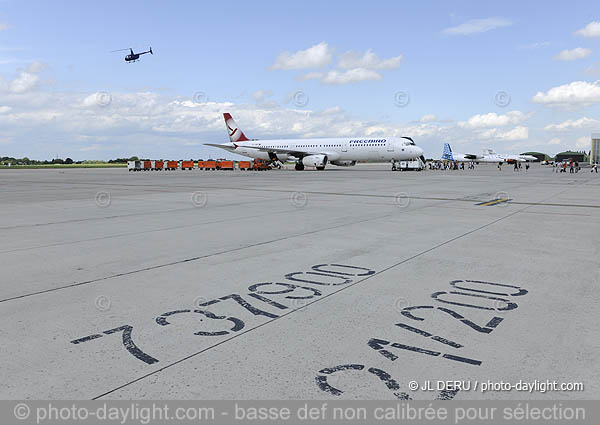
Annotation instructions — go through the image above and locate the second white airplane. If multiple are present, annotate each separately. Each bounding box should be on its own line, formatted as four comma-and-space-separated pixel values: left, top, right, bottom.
206, 113, 424, 171
441, 143, 537, 163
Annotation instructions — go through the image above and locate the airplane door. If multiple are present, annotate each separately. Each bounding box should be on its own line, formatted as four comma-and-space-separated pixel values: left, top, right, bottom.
387, 140, 394, 151
342, 142, 347, 152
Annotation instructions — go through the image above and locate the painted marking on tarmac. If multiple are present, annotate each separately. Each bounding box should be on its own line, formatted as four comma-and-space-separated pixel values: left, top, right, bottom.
476, 198, 511, 206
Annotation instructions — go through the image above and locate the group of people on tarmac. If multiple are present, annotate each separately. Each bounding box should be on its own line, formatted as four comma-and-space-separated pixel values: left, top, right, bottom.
496, 162, 530, 171
512, 162, 529, 171
553, 160, 581, 173
551, 160, 600, 173
429, 161, 475, 170
428, 160, 599, 173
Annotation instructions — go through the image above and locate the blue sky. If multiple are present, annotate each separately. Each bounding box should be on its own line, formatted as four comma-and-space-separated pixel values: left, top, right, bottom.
1, 0, 600, 159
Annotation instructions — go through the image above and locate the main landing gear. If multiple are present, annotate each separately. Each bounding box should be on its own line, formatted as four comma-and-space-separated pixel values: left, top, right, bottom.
295, 162, 305, 171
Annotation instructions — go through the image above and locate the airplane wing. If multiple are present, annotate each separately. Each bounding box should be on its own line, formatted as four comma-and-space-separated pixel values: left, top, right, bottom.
204, 143, 231, 148
463, 153, 480, 160
233, 145, 326, 158
204, 143, 333, 159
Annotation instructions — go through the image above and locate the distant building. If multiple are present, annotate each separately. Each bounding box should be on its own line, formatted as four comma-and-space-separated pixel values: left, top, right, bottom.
555, 151, 587, 163
520, 152, 549, 162
591, 133, 600, 165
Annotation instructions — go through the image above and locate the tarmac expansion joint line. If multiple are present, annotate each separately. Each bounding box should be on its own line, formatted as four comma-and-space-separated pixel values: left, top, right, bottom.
4, 176, 592, 304
7, 179, 600, 209
0, 201, 441, 303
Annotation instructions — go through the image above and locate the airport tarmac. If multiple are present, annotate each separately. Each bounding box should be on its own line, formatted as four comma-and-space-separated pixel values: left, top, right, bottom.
1, 163, 599, 400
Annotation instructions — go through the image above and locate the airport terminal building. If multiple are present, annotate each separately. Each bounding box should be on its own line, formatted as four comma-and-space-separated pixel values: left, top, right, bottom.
592, 133, 600, 165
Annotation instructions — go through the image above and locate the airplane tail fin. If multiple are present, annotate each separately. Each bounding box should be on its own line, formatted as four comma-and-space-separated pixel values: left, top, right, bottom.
442, 143, 454, 160
223, 113, 250, 142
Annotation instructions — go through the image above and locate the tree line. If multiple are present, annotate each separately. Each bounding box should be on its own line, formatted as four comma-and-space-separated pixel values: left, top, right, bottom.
0, 156, 140, 165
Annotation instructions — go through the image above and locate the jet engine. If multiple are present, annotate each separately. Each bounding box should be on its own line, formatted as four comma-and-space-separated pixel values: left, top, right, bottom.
302, 155, 328, 169
330, 160, 356, 167
268, 152, 290, 162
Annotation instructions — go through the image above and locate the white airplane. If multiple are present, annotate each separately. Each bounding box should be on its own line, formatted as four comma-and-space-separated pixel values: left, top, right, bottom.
441, 144, 536, 163
441, 143, 481, 162
205, 113, 424, 171
482, 149, 537, 163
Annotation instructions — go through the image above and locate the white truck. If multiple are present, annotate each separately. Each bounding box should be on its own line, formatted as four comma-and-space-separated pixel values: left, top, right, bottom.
392, 158, 425, 171
128, 160, 141, 171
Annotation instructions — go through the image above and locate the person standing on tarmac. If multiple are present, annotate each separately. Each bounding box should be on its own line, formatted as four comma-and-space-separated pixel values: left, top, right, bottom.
592, 162, 598, 173
525, 163, 530, 172
514, 162, 518, 171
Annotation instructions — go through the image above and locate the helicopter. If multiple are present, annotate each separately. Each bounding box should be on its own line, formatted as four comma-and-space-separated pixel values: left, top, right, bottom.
111, 47, 153, 62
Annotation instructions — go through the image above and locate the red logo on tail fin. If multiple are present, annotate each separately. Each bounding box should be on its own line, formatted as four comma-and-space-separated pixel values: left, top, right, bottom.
223, 113, 250, 142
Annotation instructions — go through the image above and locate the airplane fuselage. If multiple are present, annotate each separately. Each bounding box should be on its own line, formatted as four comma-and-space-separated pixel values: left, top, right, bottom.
219, 137, 423, 163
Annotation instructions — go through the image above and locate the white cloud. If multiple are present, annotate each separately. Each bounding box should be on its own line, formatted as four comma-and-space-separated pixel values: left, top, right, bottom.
548, 137, 562, 145
553, 47, 592, 61
473, 125, 529, 142
271, 42, 333, 70
296, 72, 324, 81
251, 89, 273, 102
0, 23, 10, 31
26, 61, 46, 73
575, 21, 600, 38
442, 17, 512, 35
0, 61, 46, 94
320, 68, 382, 84
9, 71, 40, 93
0, 106, 11, 114
576, 136, 590, 148
458, 111, 525, 128
544, 117, 600, 131
532, 81, 600, 106
297, 49, 402, 84
420, 114, 437, 123
275, 45, 402, 85
337, 49, 403, 70
518, 41, 550, 50
300, 68, 383, 85
320, 106, 343, 115
496, 126, 529, 141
